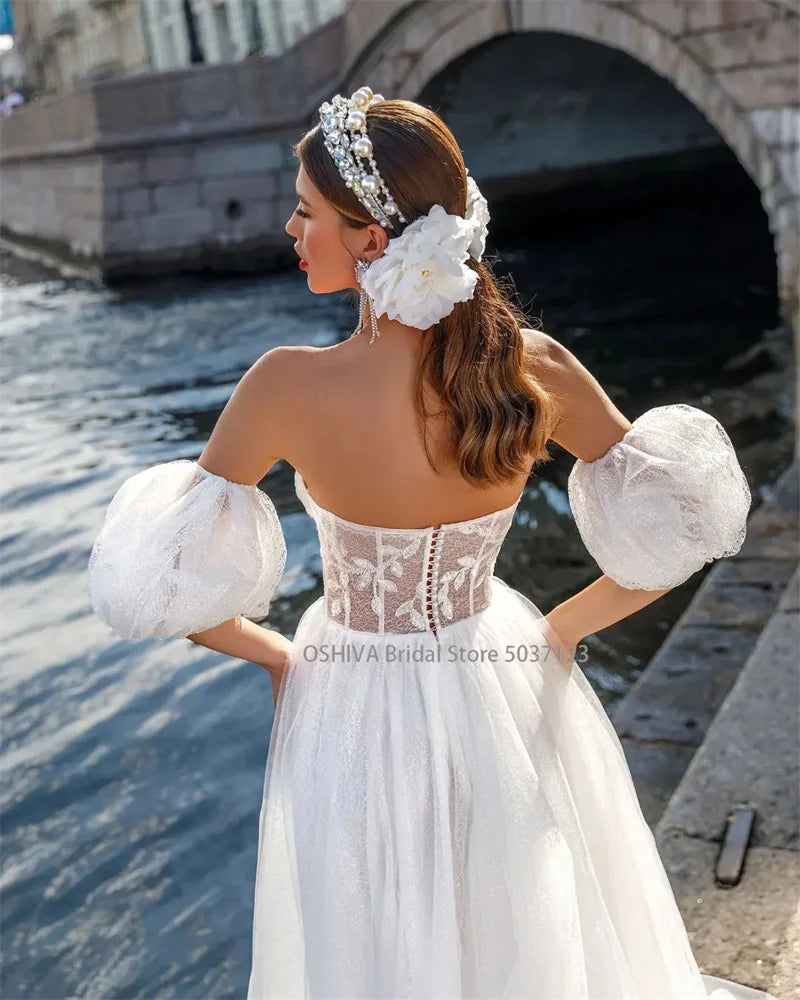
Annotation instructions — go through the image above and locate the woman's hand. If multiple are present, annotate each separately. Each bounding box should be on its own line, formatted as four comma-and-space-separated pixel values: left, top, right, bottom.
541, 614, 583, 671
266, 631, 295, 709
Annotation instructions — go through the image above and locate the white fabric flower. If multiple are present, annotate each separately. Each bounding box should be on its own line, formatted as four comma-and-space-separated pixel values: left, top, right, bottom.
465, 172, 490, 260
360, 177, 490, 330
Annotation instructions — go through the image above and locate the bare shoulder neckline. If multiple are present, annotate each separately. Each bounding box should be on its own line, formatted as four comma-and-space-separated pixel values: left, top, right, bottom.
294, 470, 522, 534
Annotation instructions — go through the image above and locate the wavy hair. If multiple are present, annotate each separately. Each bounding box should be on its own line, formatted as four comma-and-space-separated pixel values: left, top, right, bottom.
293, 98, 562, 488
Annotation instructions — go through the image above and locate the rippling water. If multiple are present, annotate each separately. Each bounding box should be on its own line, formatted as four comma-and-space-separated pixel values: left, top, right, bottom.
1, 169, 794, 997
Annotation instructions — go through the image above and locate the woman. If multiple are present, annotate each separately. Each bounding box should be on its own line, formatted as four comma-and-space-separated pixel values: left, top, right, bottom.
88, 88, 772, 999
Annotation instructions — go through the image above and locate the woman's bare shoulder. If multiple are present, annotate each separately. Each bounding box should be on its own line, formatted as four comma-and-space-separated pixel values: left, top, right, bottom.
248, 343, 340, 440
258, 341, 348, 370
519, 328, 632, 461
251, 343, 331, 384
519, 327, 572, 390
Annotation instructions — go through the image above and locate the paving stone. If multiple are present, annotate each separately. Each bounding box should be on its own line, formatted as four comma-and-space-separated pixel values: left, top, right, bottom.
655, 836, 799, 996
658, 608, 800, 850
613, 625, 763, 744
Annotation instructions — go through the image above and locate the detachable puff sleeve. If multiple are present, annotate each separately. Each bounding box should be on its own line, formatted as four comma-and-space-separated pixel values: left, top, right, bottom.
566, 403, 751, 591
87, 460, 287, 640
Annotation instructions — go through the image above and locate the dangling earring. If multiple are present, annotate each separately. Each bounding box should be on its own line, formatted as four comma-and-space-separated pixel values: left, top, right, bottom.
354, 258, 367, 338
354, 257, 381, 346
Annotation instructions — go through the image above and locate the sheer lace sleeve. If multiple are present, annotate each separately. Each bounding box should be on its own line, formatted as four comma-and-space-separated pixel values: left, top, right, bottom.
87, 460, 287, 639
566, 403, 751, 591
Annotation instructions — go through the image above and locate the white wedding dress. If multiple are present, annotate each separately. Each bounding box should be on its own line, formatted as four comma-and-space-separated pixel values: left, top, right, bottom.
88, 403, 776, 1000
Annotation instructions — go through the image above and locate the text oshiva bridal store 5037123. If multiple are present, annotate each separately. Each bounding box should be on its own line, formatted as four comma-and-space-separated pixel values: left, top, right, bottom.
297, 641, 589, 665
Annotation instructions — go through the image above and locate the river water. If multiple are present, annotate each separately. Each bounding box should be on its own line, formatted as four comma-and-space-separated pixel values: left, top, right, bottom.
1, 163, 794, 997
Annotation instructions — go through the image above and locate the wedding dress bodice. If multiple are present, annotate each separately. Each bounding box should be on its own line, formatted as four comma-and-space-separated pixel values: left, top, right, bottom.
294, 472, 521, 636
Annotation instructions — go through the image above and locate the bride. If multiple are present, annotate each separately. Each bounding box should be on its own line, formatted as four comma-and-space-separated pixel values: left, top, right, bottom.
88, 87, 774, 999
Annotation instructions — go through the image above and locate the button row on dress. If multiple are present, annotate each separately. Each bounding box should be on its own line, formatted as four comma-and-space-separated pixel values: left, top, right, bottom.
425, 527, 442, 636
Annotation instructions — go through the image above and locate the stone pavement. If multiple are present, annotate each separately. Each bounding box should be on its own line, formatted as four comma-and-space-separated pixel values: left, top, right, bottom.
656, 560, 799, 999
611, 460, 799, 998
614, 461, 799, 827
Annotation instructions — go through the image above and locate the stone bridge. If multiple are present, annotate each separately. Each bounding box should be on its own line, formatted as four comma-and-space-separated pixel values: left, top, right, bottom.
348, 0, 798, 323
1, 0, 797, 326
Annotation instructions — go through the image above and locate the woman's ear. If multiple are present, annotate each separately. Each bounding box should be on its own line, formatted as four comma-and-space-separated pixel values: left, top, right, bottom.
362, 222, 389, 261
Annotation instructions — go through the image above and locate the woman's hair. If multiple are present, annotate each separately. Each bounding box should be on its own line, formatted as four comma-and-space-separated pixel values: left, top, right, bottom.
293, 98, 563, 489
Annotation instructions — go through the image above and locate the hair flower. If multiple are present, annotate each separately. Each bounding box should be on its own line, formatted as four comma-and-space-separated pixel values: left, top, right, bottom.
362, 198, 488, 330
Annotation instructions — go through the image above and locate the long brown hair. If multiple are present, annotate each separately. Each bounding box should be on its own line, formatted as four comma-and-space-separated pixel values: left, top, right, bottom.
294, 98, 562, 489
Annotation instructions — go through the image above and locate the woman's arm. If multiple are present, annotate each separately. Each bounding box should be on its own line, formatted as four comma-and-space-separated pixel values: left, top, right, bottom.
183, 347, 299, 693
545, 576, 672, 651
528, 332, 674, 649
187, 615, 294, 684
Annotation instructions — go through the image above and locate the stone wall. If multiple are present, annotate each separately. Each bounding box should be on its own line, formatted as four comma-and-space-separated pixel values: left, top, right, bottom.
0, 15, 344, 276
353, 0, 798, 319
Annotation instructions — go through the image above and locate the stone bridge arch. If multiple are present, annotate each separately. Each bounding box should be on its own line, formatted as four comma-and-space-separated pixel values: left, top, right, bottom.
343, 0, 798, 321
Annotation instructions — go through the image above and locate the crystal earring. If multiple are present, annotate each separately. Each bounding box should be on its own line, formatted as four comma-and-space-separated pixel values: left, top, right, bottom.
354, 257, 381, 346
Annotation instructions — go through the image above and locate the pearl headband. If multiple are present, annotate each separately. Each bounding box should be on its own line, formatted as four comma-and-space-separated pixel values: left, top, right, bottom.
319, 85, 406, 232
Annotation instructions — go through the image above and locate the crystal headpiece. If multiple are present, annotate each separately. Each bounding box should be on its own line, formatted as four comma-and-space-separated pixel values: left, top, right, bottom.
319, 85, 407, 232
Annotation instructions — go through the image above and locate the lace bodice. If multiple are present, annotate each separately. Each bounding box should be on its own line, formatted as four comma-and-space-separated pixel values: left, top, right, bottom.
294, 472, 521, 636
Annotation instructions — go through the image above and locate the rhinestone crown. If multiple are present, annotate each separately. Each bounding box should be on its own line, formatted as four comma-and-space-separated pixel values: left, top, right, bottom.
319, 85, 407, 232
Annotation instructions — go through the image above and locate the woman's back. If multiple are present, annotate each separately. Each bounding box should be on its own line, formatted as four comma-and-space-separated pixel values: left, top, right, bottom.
282, 324, 539, 530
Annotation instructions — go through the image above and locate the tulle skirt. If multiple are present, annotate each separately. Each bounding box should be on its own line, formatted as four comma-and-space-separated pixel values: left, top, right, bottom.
247, 577, 776, 1000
